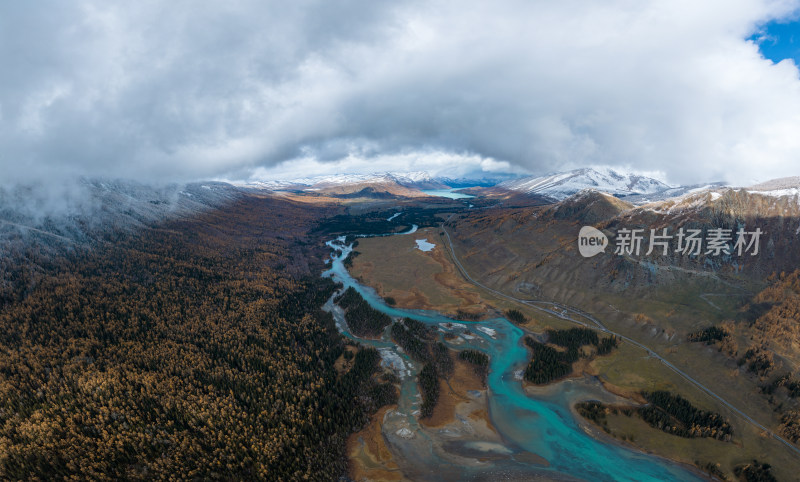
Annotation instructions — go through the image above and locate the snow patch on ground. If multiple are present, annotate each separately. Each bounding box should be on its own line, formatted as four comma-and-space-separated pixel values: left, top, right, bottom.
748, 188, 800, 198
687, 184, 714, 194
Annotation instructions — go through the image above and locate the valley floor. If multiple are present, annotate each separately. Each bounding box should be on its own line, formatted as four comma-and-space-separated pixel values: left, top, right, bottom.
348, 224, 800, 481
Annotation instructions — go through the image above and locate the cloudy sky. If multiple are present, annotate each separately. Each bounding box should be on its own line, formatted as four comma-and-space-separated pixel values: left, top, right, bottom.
2, 0, 800, 186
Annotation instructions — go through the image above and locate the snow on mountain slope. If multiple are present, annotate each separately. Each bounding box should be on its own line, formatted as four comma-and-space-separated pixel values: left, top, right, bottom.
238, 172, 437, 190
622, 182, 729, 204
497, 167, 670, 200
635, 177, 800, 215
636, 184, 800, 220
0, 179, 241, 248
746, 177, 800, 198
241, 180, 308, 190
307, 173, 423, 189
238, 170, 515, 191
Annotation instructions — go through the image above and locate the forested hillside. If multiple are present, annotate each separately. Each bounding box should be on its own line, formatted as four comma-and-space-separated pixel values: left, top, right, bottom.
0, 195, 394, 480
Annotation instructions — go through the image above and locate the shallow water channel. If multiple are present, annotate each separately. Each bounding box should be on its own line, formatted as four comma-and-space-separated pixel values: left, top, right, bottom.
323, 232, 703, 481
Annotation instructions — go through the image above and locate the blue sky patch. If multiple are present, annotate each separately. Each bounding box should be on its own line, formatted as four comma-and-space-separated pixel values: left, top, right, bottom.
751, 18, 800, 65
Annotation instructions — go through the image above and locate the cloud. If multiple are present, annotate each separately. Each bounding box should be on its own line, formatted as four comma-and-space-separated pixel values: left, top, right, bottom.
1, 0, 800, 186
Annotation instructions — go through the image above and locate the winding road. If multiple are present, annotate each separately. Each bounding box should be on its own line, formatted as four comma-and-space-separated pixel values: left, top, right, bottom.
438, 222, 800, 457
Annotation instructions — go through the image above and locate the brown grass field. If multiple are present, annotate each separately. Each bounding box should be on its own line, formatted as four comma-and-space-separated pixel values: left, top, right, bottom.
349, 226, 800, 481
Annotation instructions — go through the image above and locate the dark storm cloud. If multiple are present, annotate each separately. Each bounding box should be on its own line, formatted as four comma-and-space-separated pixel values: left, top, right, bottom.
2, 0, 800, 185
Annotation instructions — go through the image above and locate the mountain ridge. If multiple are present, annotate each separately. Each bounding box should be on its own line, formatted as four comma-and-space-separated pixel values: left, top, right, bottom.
496, 167, 672, 201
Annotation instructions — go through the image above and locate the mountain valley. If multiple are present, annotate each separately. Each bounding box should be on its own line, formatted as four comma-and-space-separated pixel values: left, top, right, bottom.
3, 171, 800, 480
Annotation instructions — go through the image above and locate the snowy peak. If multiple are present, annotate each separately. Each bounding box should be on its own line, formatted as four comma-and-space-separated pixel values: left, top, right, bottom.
239, 172, 438, 190
498, 167, 670, 201
238, 170, 509, 191
312, 172, 444, 189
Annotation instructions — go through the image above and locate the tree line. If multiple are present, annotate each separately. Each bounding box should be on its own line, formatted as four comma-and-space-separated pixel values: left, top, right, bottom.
458, 350, 489, 383
523, 328, 618, 385
639, 391, 732, 441
315, 207, 455, 238
389, 318, 454, 418
336, 287, 392, 337
577, 391, 733, 441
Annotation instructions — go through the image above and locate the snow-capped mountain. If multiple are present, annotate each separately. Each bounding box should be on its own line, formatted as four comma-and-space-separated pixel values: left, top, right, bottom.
239, 172, 436, 190
239, 171, 516, 191
621, 182, 729, 204
497, 167, 671, 201
306, 172, 442, 189
625, 177, 800, 206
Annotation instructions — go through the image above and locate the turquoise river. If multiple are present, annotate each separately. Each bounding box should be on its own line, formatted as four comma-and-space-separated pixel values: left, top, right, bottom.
322, 230, 704, 481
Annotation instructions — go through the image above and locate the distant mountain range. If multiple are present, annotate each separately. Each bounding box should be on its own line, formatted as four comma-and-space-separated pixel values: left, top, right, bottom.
237, 167, 800, 206
4, 169, 798, 252
239, 171, 517, 192
444, 175, 800, 346
495, 167, 671, 201
239, 167, 711, 202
